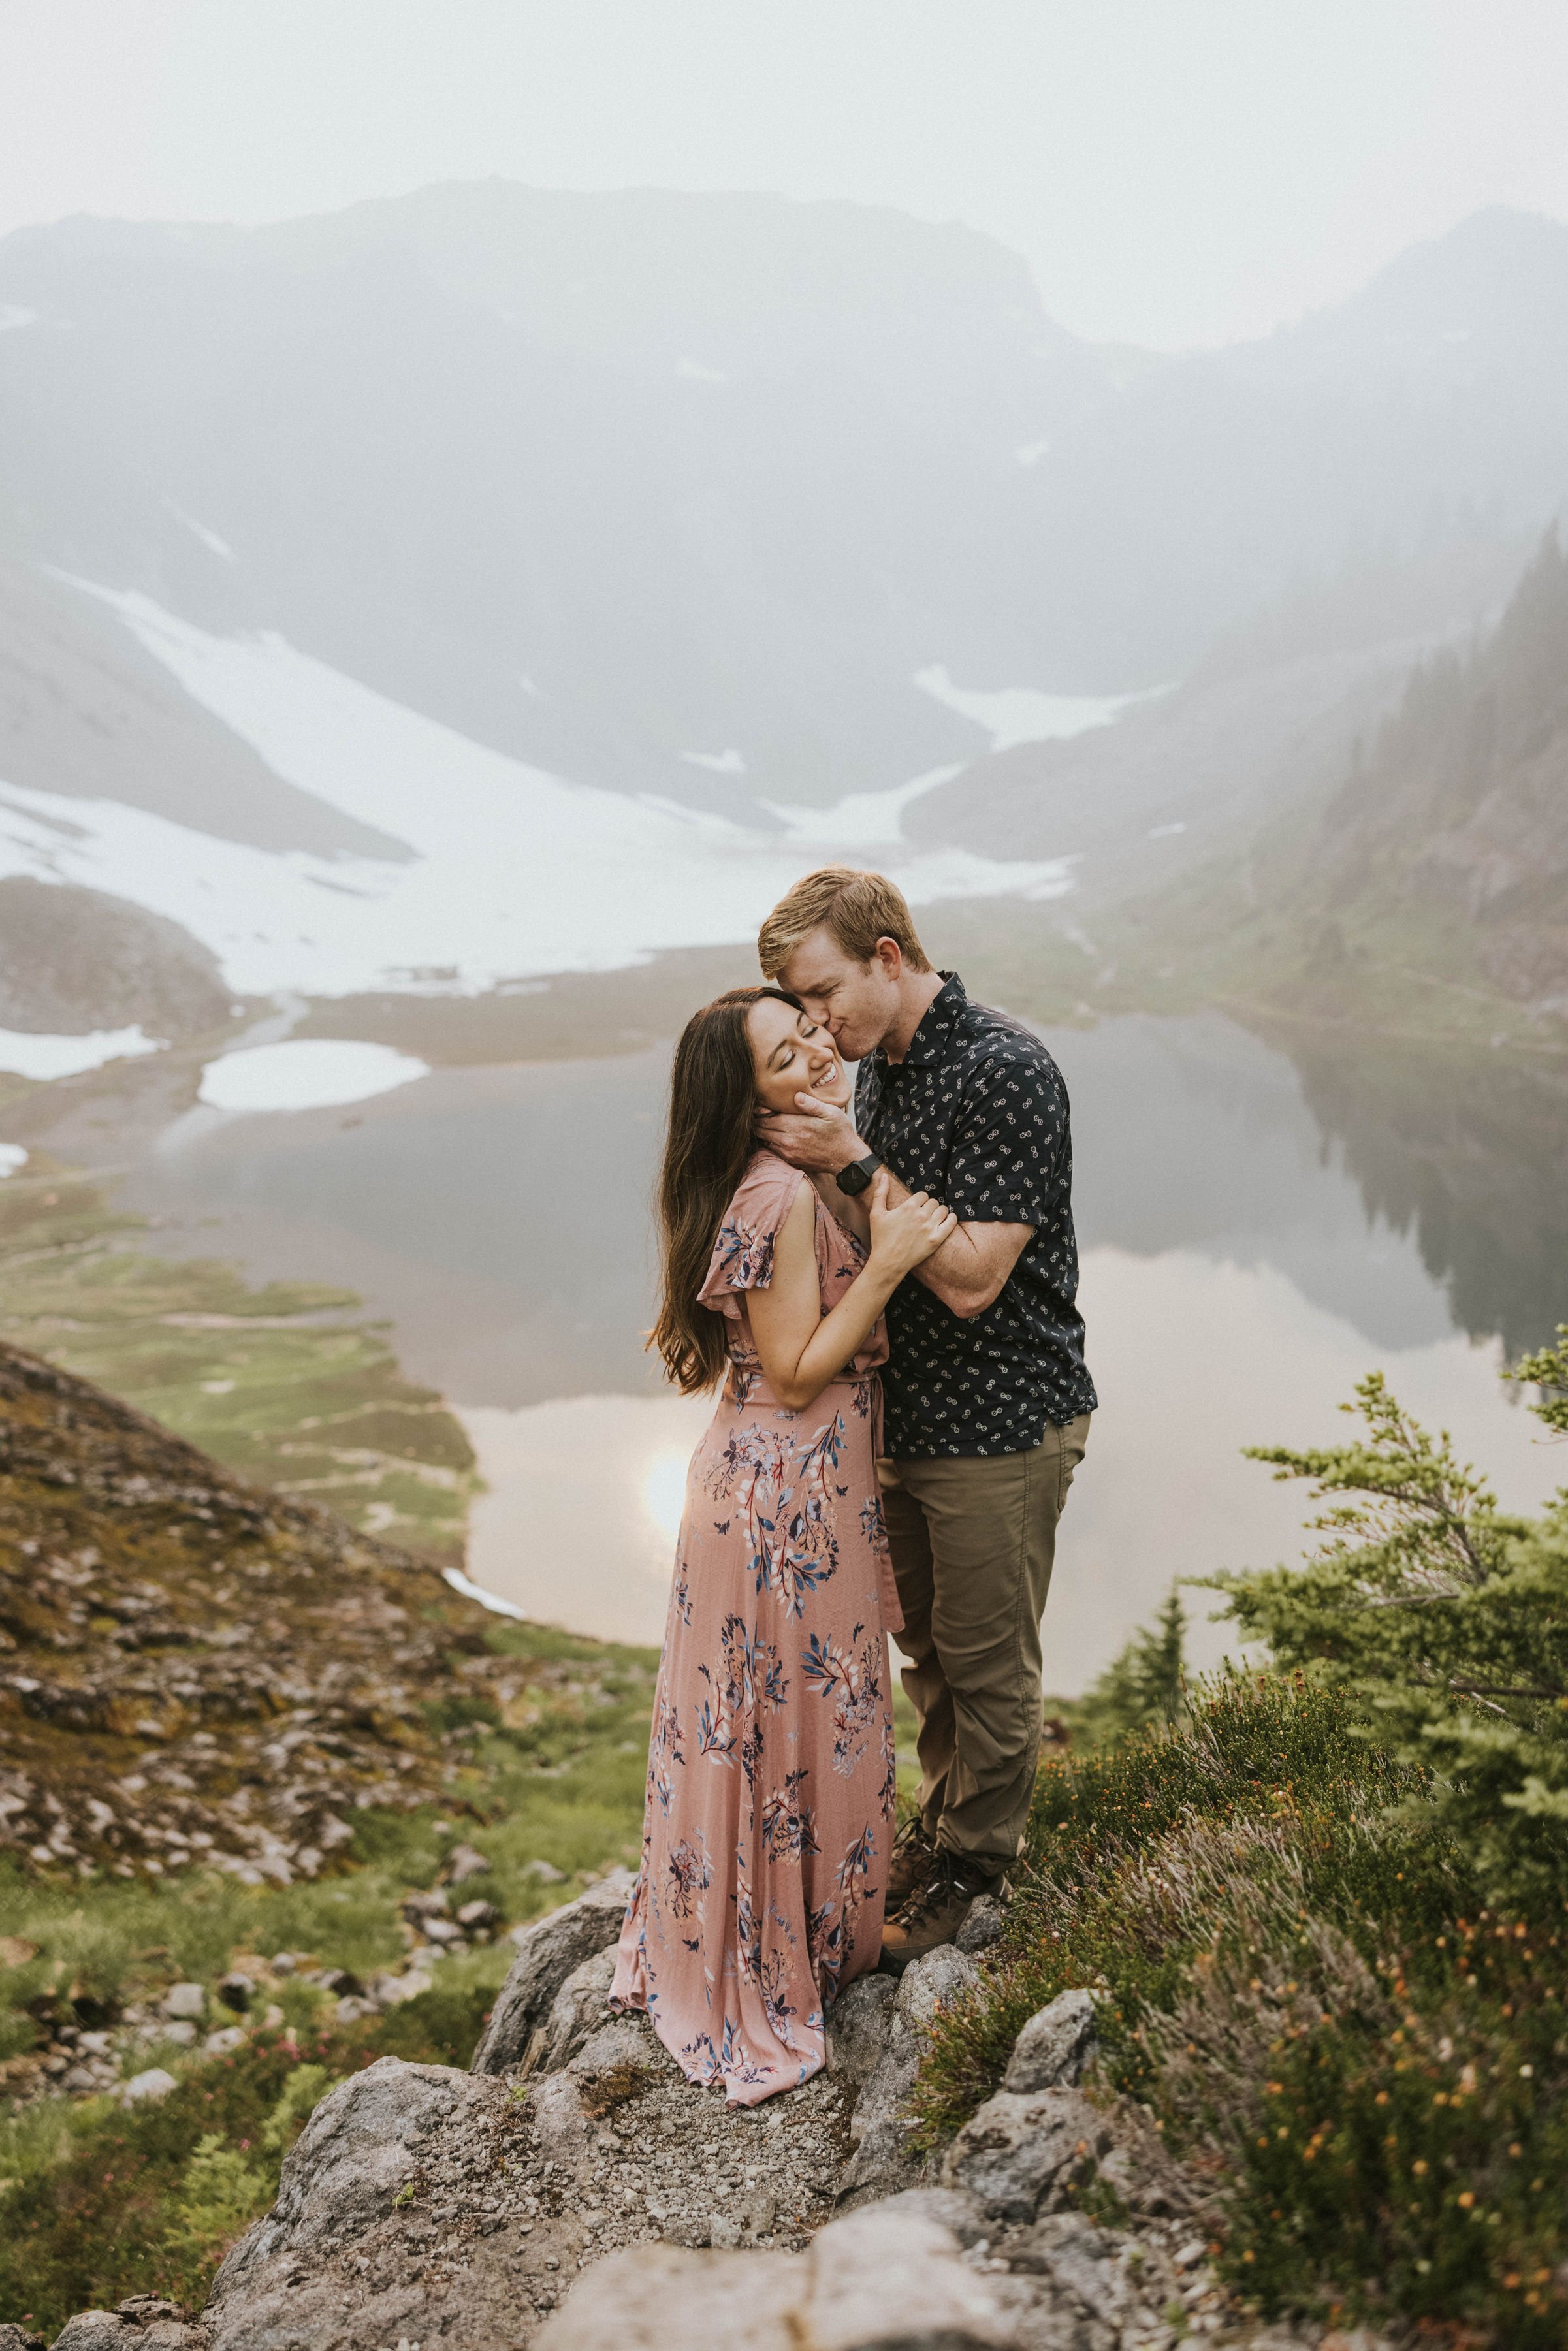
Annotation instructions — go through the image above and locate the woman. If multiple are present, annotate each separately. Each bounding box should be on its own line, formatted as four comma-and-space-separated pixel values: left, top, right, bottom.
610, 986, 955, 2104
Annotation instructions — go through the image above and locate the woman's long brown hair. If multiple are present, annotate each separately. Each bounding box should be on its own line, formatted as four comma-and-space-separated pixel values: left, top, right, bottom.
650, 986, 805, 1395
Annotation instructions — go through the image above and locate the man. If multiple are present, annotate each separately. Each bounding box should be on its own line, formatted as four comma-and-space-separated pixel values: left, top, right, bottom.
756, 866, 1095, 1965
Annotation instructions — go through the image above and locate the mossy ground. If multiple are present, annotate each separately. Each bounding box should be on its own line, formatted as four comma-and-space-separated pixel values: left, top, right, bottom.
0, 1610, 661, 2333
0, 1158, 475, 1562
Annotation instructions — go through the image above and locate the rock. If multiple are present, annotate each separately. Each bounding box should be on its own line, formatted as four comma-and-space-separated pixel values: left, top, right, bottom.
895, 1944, 980, 2028
825, 1971, 897, 2088
441, 1840, 491, 1884
837, 1945, 980, 2205
0, 2325, 45, 2350
203, 2026, 246, 2055
866, 2185, 990, 2247
709, 2213, 743, 2248
470, 1868, 634, 2075
539, 1945, 618, 2070
311, 1966, 361, 1998
524, 1857, 568, 1884
214, 1974, 251, 2014
455, 1896, 500, 1933
1006, 2209, 1172, 2333
534, 2207, 1014, 2351
420, 1914, 465, 1946
1001, 1991, 1099, 2094
161, 2021, 197, 2047
334, 1995, 379, 2024
955, 1893, 1008, 1955
535, 2243, 805, 2350
267, 1953, 295, 1975
569, 2017, 664, 2085
204, 2058, 515, 2349
941, 2086, 1112, 2223
162, 1983, 205, 2021
400, 1888, 449, 1926
530, 2068, 591, 2161
806, 2205, 1013, 2348
372, 1969, 432, 2008
120, 2066, 178, 2105
48, 2318, 129, 2348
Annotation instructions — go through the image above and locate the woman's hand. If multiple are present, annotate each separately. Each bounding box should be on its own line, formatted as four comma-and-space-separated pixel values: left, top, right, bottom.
867, 1169, 957, 1280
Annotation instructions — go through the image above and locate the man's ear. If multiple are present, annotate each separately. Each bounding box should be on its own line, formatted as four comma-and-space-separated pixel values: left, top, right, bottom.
874, 937, 903, 980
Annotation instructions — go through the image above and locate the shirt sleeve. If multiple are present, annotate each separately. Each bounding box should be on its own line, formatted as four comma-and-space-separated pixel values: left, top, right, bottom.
941, 1046, 1067, 1229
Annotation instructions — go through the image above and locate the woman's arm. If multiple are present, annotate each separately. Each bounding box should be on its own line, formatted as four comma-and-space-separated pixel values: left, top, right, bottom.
747, 1173, 955, 1412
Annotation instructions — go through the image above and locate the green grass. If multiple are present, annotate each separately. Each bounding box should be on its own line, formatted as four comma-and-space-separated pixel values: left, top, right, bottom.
0, 1612, 658, 2333
0, 1159, 477, 1562
914, 1674, 1568, 2346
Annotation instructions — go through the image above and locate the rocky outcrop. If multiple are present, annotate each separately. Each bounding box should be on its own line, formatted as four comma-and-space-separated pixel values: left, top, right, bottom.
470, 1870, 635, 2075
34, 1883, 1345, 2349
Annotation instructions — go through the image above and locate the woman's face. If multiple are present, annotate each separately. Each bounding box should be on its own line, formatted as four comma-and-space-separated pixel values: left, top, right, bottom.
747, 996, 852, 1117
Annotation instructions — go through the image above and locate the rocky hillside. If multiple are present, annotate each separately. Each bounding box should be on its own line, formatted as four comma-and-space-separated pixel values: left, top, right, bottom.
26, 1876, 1306, 2351
0, 1338, 516, 1884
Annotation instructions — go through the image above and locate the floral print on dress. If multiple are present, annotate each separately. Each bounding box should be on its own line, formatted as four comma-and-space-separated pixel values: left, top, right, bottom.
611, 1151, 897, 2105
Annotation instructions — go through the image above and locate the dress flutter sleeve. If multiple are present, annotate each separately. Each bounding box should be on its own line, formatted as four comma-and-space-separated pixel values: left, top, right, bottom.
697, 1152, 807, 1319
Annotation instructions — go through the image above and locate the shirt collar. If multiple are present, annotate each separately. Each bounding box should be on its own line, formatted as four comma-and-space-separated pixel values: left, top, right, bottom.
877, 971, 967, 1071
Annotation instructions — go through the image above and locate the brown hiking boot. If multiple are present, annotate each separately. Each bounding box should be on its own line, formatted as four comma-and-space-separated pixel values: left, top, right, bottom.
885, 1815, 936, 1911
879, 1848, 1008, 1974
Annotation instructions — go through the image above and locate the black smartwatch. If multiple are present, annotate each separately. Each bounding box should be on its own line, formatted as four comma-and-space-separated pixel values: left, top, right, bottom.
836, 1152, 883, 1199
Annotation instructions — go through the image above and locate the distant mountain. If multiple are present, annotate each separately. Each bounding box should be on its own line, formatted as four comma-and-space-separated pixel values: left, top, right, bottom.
1281, 529, 1568, 1019
1, 187, 1564, 830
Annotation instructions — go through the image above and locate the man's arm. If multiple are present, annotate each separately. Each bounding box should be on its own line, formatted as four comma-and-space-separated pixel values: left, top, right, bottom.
756, 1098, 1032, 1319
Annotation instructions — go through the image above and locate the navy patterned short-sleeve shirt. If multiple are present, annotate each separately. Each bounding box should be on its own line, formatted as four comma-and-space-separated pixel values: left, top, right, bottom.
856, 973, 1096, 1459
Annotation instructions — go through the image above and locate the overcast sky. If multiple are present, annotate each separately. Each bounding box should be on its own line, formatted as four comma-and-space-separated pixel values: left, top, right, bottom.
2, 1, 1566, 349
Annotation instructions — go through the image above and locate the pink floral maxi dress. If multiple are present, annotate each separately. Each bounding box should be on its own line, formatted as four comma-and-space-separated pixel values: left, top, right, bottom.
611, 1150, 901, 2104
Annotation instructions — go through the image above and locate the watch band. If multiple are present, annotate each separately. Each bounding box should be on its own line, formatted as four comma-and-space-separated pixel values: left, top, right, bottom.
837, 1153, 883, 1199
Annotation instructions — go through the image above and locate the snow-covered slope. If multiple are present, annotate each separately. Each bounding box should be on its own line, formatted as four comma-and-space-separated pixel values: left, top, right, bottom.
0, 590, 1078, 1000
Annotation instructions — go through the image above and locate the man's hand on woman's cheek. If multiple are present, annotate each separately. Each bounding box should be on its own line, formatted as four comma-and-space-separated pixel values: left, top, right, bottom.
756, 1095, 865, 1173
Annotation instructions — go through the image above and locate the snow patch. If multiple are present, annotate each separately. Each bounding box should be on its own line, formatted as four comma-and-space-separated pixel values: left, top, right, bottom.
0, 1144, 28, 1177
915, 665, 1135, 752
0, 590, 1080, 999
0, 1024, 163, 1080
165, 502, 236, 562
680, 748, 746, 775
197, 1039, 430, 1113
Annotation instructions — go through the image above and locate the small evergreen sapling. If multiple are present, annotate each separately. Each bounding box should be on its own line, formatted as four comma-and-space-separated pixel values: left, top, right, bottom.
1210, 1332, 1568, 1903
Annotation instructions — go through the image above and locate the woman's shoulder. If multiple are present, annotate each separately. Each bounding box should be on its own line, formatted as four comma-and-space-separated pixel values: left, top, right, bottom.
732, 1147, 808, 1211
698, 1153, 808, 1309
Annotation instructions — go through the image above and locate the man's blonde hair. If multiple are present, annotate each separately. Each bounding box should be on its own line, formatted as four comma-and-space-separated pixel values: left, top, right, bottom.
757, 866, 933, 982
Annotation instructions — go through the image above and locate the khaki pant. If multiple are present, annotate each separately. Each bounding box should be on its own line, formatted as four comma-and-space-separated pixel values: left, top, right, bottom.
880, 1414, 1091, 1868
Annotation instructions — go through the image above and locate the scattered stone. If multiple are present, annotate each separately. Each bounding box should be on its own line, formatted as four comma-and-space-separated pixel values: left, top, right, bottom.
268, 1953, 296, 1976
401, 1889, 449, 1927
203, 2026, 246, 2056
471, 1870, 634, 2075
312, 1966, 363, 1998
442, 1841, 491, 1885
456, 1897, 501, 1934
161, 1983, 205, 2021
160, 2021, 197, 2048
954, 1894, 1008, 1955
1001, 1990, 1099, 2094
119, 2066, 178, 2105
0, 2326, 44, 2350
868, 2185, 989, 2247
941, 2085, 1112, 2222
524, 1857, 568, 1885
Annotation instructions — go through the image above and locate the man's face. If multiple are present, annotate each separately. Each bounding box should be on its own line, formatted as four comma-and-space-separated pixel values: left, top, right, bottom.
776, 927, 901, 1062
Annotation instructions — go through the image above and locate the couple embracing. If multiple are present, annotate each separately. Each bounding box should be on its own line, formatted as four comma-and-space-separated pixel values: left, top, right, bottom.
609, 866, 1096, 2105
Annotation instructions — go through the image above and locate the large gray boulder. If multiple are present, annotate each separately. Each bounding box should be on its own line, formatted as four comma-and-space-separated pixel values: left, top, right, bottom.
535, 2206, 1015, 2351
837, 1945, 980, 2206
538, 1943, 620, 2071
1000, 1991, 1099, 2094
940, 2086, 1112, 2223
824, 1970, 897, 2088
470, 1868, 635, 2075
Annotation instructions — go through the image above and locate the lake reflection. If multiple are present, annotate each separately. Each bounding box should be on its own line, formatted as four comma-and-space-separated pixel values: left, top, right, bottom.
119, 1014, 1568, 1682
